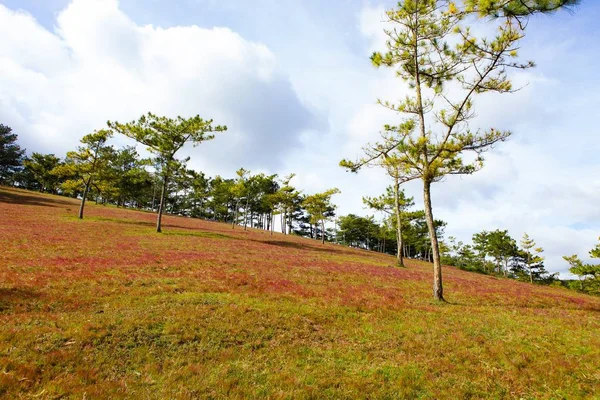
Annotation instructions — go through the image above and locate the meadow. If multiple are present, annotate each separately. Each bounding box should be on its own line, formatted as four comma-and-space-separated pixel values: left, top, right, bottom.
0, 187, 599, 399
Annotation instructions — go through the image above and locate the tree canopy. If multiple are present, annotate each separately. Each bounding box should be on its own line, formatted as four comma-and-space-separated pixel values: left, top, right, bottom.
53, 130, 113, 219
564, 238, 600, 295
303, 189, 340, 244
0, 124, 25, 184
108, 113, 226, 232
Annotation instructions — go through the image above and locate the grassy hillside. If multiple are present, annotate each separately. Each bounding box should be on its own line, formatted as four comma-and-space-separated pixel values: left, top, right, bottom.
1, 187, 599, 399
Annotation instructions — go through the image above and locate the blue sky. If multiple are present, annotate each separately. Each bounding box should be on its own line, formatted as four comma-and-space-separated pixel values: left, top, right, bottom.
1, 0, 599, 275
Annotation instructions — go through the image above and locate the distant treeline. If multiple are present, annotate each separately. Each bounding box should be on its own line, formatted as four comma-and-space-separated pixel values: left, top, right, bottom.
1, 122, 598, 296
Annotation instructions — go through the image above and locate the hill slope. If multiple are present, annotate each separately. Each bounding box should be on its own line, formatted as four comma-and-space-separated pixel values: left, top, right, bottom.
1, 187, 599, 399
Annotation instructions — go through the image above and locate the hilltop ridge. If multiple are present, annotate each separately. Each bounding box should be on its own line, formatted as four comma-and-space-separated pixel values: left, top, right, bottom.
1, 187, 599, 399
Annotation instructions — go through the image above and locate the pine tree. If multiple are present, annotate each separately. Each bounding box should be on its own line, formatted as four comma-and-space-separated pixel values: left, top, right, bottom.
363, 183, 415, 266
520, 233, 545, 283
0, 124, 25, 184
564, 237, 600, 295
346, 0, 570, 300
303, 189, 340, 244
22, 153, 63, 193
473, 230, 518, 276
108, 113, 226, 233
465, 0, 579, 18
53, 130, 113, 219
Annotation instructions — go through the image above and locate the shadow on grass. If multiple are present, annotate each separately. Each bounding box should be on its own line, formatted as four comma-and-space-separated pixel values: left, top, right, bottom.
0, 189, 75, 208
443, 298, 600, 312
163, 230, 235, 240
0, 287, 41, 312
259, 240, 344, 254
88, 216, 235, 239
89, 216, 155, 227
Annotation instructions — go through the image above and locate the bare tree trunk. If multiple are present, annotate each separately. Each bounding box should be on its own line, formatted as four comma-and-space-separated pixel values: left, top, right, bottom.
243, 198, 249, 231
321, 219, 325, 244
270, 212, 274, 236
527, 253, 533, 283
232, 202, 237, 229
151, 180, 157, 212
78, 178, 91, 219
423, 180, 444, 301
410, 10, 443, 300
156, 173, 168, 233
393, 176, 404, 266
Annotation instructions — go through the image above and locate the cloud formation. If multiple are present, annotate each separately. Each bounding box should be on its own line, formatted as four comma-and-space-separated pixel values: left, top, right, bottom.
0, 0, 322, 173
348, 3, 600, 276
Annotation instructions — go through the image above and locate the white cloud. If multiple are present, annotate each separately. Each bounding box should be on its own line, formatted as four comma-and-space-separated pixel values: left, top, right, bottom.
358, 3, 388, 54
432, 140, 600, 275
0, 0, 320, 173
323, 3, 600, 277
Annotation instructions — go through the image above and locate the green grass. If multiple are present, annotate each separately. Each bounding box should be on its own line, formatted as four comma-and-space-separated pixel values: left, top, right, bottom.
0, 187, 599, 399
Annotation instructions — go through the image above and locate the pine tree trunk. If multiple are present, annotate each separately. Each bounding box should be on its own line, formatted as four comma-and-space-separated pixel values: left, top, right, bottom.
151, 181, 157, 212
232, 205, 237, 229
423, 180, 444, 301
393, 178, 404, 266
321, 220, 325, 244
528, 253, 533, 283
156, 173, 168, 233
78, 179, 91, 219
410, 11, 443, 299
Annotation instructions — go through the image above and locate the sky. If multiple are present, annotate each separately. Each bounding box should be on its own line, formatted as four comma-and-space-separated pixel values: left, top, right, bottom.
1, 0, 598, 276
